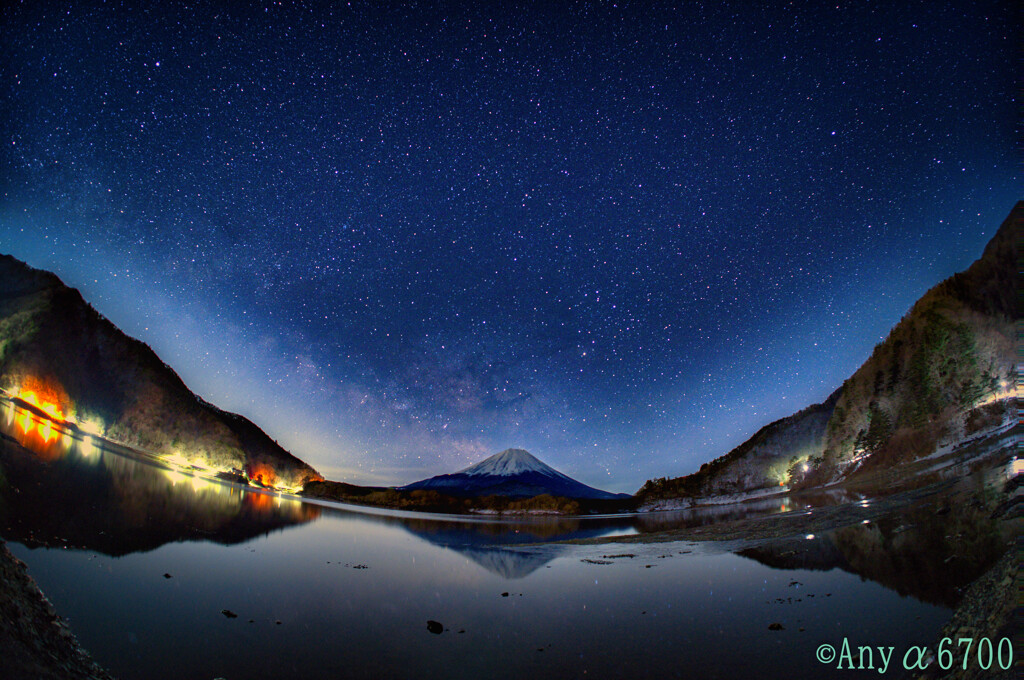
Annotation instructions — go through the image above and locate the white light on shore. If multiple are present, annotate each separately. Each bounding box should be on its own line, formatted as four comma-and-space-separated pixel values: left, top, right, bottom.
79, 418, 104, 436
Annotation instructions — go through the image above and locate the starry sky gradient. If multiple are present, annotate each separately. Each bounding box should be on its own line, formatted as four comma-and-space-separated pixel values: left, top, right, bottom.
0, 1, 1018, 491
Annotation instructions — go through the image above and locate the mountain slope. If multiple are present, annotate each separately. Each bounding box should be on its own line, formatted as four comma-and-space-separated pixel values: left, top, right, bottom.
0, 254, 321, 490
638, 202, 1018, 502
808, 203, 1017, 483
402, 448, 625, 500
637, 390, 840, 506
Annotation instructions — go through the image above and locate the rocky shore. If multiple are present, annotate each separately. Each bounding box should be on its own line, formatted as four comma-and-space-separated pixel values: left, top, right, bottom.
914, 544, 1020, 680
0, 541, 114, 680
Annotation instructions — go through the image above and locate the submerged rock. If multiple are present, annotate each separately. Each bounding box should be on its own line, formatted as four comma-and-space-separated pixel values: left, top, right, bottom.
426, 620, 443, 635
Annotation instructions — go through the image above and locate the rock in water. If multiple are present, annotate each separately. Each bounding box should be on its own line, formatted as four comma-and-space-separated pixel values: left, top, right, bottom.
426, 620, 443, 634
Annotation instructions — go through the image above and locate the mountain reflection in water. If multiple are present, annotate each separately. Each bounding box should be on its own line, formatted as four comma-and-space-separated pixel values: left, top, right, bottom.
738, 495, 1008, 607
0, 399, 319, 555
1, 398, 1015, 680
394, 521, 581, 578
0, 395, 1010, 604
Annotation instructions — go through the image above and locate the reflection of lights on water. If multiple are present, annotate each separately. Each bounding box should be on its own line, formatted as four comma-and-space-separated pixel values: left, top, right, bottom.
245, 490, 273, 511
14, 408, 58, 443
862, 519, 870, 524
79, 435, 98, 458
805, 534, 815, 540
161, 463, 226, 495
1012, 458, 1023, 477
164, 469, 188, 486
243, 488, 303, 514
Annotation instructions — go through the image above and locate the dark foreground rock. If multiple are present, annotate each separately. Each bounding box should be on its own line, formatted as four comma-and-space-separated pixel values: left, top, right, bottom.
0, 541, 114, 680
914, 545, 1020, 680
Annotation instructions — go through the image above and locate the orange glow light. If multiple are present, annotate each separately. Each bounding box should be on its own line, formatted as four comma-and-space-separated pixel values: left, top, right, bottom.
16, 376, 69, 422
8, 405, 65, 461
245, 462, 277, 488
17, 410, 32, 433
244, 491, 273, 512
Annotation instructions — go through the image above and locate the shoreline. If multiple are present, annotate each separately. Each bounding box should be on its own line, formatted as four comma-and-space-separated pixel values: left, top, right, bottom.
0, 541, 114, 680
1, 433, 1016, 680
914, 546, 1020, 680
555, 480, 959, 547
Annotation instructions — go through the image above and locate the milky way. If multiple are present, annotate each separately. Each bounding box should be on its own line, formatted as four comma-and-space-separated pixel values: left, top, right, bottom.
1, 1, 1017, 490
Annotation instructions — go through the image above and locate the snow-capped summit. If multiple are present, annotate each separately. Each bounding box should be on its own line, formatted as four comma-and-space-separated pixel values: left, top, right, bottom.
459, 448, 555, 477
401, 448, 625, 500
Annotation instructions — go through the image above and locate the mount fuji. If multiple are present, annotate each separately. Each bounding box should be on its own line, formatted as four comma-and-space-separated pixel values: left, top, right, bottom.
401, 448, 626, 500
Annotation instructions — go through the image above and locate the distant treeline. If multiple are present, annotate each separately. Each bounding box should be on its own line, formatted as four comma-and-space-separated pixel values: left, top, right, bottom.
302, 480, 635, 515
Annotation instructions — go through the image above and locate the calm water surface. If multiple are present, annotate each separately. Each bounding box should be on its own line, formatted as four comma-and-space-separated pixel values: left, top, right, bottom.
0, 398, 993, 679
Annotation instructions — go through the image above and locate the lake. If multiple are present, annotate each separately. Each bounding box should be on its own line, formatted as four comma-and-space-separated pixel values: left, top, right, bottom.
0, 397, 1004, 679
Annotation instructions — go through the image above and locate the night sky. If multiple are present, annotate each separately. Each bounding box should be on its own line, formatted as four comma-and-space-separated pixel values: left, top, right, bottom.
0, 1, 1017, 491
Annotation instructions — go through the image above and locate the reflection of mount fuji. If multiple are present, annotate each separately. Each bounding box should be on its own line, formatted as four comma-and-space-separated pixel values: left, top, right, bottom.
394, 518, 623, 579
456, 545, 564, 580
0, 399, 319, 556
